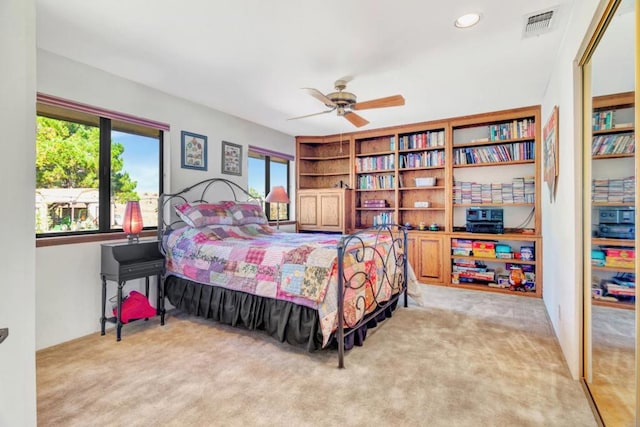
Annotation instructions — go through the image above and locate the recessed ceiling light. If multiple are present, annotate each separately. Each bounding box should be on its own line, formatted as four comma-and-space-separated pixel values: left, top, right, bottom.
455, 13, 481, 29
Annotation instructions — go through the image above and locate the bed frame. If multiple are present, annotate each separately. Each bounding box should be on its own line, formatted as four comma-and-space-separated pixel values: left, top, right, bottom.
158, 178, 408, 368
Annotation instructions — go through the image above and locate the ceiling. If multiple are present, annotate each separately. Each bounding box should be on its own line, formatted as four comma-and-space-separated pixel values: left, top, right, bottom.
36, 0, 576, 137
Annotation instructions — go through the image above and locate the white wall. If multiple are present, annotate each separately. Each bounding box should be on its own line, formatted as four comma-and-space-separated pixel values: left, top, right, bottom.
36, 50, 295, 349
0, 0, 37, 425
541, 0, 603, 379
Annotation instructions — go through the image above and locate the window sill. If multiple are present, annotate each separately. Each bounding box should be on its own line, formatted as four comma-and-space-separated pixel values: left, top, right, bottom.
268, 220, 296, 227
36, 229, 158, 248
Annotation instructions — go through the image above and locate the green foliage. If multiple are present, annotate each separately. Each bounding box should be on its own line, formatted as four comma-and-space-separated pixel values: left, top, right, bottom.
248, 187, 264, 199
36, 116, 138, 202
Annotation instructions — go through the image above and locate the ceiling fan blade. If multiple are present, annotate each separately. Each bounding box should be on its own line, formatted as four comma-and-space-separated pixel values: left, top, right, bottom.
302, 88, 337, 107
343, 111, 369, 127
287, 109, 335, 121
352, 94, 405, 110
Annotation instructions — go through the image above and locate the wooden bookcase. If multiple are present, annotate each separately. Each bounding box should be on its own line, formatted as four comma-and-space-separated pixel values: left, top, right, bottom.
590, 91, 635, 310
448, 106, 541, 297
296, 135, 352, 190
295, 105, 543, 297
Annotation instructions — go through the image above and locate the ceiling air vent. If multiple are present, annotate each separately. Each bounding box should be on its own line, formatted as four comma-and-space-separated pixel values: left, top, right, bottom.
523, 8, 556, 38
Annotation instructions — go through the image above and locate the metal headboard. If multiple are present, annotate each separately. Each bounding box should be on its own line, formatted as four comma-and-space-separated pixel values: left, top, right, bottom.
157, 178, 261, 244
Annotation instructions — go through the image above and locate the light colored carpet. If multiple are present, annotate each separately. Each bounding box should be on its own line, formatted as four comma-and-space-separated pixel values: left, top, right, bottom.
36, 284, 597, 427
590, 305, 635, 426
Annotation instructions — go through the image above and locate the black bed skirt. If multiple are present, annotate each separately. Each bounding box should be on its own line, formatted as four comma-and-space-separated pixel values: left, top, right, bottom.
164, 275, 398, 352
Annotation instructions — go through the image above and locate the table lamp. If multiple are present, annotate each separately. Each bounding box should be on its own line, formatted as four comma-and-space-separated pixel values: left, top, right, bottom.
123, 200, 143, 242
265, 186, 289, 229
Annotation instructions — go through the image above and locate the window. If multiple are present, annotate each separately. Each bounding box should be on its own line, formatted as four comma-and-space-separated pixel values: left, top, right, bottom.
248, 146, 292, 221
35, 95, 166, 236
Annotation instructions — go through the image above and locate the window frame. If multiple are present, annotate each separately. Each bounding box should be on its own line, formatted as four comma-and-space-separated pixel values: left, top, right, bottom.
35, 94, 166, 239
248, 147, 292, 222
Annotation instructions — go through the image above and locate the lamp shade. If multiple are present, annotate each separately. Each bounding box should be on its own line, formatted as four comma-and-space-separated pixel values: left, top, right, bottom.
265, 186, 290, 204
123, 200, 143, 237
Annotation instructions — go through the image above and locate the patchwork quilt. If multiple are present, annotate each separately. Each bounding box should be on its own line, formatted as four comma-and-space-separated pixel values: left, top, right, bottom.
163, 224, 402, 346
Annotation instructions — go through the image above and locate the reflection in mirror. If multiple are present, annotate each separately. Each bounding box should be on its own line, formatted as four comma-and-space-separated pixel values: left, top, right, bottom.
587, 0, 636, 425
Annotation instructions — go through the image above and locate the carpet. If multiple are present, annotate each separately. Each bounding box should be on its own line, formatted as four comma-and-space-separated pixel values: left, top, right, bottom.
36, 284, 597, 426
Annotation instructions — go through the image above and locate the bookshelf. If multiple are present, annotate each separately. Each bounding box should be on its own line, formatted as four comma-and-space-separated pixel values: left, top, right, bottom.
296, 135, 353, 233
447, 106, 541, 297
295, 105, 542, 297
353, 132, 397, 229
297, 135, 352, 189
590, 91, 635, 310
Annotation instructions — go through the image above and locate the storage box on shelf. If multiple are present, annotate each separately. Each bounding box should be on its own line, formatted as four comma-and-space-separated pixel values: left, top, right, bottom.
590, 91, 636, 310
449, 234, 541, 296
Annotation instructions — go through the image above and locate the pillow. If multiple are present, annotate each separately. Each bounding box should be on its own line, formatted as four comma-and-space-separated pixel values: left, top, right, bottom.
227, 201, 268, 225
174, 202, 234, 228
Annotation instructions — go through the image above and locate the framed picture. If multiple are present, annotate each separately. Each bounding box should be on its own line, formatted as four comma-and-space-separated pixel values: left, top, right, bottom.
181, 131, 208, 171
222, 141, 242, 176
543, 106, 559, 202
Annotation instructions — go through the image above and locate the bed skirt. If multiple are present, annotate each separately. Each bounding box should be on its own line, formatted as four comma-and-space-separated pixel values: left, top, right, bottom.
164, 275, 398, 352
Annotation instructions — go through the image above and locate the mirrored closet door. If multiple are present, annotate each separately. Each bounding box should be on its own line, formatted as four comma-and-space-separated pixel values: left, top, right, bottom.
582, 0, 638, 425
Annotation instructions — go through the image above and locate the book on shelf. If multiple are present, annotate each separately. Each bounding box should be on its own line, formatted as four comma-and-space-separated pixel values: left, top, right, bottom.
398, 130, 445, 150
372, 211, 394, 226
592, 133, 635, 155
615, 122, 634, 129
453, 141, 534, 165
356, 154, 395, 172
362, 199, 388, 208
487, 119, 535, 141
399, 151, 445, 168
593, 110, 614, 131
358, 174, 395, 190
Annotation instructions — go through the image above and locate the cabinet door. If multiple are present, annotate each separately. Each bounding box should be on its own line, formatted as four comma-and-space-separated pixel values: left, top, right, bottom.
298, 193, 318, 228
406, 235, 418, 277
418, 236, 443, 283
318, 192, 343, 230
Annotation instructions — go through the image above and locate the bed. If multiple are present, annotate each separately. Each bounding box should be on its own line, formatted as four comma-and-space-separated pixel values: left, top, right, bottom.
158, 178, 408, 368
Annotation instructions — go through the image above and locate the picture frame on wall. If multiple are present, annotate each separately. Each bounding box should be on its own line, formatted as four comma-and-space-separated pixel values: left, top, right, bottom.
543, 105, 559, 202
221, 141, 242, 176
181, 131, 208, 171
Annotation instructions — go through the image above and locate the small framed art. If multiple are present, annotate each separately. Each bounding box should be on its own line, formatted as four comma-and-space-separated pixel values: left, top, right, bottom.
543, 106, 559, 202
221, 140, 242, 176
181, 131, 208, 171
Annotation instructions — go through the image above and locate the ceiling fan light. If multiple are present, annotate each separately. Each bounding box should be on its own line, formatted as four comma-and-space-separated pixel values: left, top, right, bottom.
455, 13, 481, 28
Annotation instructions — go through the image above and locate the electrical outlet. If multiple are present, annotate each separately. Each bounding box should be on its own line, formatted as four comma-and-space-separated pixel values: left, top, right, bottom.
0, 328, 8, 344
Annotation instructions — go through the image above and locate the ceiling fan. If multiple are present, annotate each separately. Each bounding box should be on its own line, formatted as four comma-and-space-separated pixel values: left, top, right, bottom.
288, 79, 405, 128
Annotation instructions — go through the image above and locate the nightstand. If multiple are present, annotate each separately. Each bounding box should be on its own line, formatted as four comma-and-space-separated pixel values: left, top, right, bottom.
100, 239, 165, 341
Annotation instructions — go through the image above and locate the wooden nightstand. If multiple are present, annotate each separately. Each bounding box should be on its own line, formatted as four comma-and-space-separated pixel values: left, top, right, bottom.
100, 239, 165, 341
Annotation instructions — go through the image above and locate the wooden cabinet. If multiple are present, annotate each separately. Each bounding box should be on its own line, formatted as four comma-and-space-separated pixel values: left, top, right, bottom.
297, 188, 352, 233
406, 232, 444, 284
